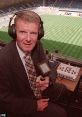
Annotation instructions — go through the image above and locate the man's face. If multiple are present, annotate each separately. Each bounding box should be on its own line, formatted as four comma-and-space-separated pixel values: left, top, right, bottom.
15, 19, 39, 53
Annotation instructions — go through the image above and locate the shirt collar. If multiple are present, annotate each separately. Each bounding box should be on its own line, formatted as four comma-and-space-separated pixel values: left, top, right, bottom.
16, 42, 25, 60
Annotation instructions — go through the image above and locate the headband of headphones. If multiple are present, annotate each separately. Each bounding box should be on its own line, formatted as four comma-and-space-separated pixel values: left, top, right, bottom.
8, 10, 44, 40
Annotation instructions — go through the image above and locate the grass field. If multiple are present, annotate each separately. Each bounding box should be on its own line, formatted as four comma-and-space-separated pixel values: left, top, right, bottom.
41, 15, 82, 60
0, 14, 82, 60
0, 27, 11, 43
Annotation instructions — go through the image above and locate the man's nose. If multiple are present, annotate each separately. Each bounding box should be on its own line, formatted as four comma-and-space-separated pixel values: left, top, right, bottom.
26, 33, 31, 41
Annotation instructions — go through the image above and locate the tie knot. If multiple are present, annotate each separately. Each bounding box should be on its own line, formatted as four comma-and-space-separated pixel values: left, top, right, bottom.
24, 53, 31, 58
24, 53, 31, 61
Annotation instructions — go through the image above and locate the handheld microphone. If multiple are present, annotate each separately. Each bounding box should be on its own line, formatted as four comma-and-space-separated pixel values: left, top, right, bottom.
37, 60, 57, 84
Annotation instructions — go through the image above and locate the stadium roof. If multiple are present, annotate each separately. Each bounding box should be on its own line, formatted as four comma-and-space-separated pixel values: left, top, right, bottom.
0, 0, 34, 9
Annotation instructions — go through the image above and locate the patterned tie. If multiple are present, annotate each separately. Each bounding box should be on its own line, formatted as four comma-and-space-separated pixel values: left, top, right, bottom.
24, 54, 41, 99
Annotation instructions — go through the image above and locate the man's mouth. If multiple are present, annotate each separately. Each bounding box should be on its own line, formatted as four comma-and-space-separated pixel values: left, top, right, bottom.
24, 43, 31, 45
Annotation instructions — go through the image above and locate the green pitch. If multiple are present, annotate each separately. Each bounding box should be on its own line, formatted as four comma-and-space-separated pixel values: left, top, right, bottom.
0, 27, 11, 43
41, 15, 82, 60
0, 14, 82, 60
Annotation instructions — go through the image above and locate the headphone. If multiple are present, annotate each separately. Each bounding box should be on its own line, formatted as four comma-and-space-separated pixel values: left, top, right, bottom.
8, 11, 44, 40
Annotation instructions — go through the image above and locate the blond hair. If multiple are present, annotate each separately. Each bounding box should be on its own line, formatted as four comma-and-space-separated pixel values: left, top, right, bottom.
14, 10, 41, 25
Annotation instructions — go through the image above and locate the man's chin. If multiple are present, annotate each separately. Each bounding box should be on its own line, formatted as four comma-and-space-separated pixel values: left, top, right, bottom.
22, 46, 35, 53
23, 49, 32, 53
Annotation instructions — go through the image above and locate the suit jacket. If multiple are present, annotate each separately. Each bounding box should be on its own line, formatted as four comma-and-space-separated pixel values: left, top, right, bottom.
0, 40, 46, 117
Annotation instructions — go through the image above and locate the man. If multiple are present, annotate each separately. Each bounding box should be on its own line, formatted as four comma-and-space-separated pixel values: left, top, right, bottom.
0, 10, 67, 117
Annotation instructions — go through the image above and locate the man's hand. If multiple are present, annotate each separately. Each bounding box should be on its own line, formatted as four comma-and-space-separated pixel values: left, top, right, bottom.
36, 76, 49, 91
37, 98, 49, 111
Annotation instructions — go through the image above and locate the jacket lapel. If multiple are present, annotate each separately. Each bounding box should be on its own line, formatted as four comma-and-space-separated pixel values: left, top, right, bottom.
9, 41, 31, 88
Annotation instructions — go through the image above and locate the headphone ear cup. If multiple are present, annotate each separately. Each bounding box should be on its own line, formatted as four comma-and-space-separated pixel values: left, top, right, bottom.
38, 21, 44, 40
8, 24, 16, 39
